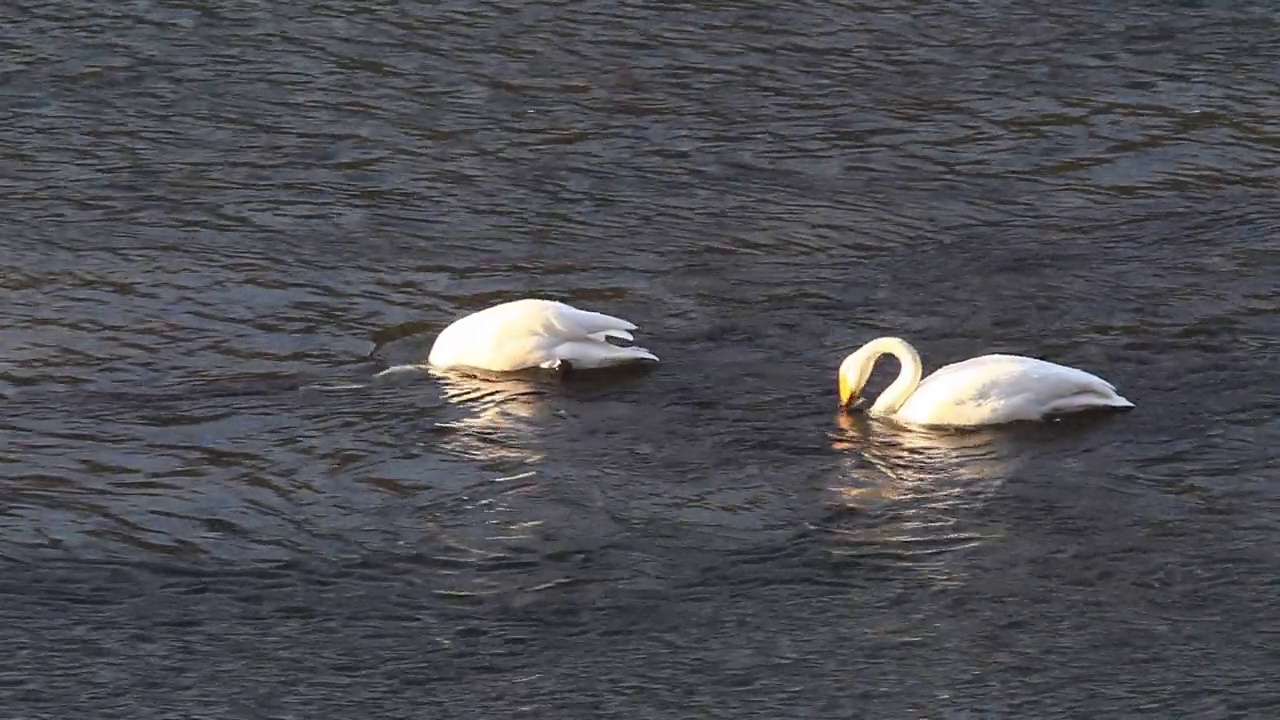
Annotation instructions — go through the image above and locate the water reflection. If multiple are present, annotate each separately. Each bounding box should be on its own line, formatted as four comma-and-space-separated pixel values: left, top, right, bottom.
432, 368, 555, 468
830, 413, 1014, 503
400, 367, 613, 576
365, 362, 550, 464
823, 413, 1009, 578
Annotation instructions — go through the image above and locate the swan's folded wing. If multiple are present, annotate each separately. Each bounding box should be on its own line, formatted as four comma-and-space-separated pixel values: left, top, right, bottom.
909, 354, 1127, 424
544, 303, 640, 341
538, 303, 658, 367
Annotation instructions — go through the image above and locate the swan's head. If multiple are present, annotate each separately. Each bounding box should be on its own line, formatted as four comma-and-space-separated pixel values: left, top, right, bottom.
837, 345, 876, 412
838, 336, 919, 413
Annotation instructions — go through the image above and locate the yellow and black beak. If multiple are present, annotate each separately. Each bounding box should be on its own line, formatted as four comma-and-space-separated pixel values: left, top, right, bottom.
838, 375, 858, 412
839, 374, 872, 413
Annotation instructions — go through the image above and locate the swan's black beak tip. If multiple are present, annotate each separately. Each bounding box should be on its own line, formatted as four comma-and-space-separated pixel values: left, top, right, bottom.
839, 397, 867, 414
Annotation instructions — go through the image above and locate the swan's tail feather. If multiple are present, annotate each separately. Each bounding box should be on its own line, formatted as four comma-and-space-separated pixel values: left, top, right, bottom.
1090, 383, 1134, 408
1044, 390, 1134, 416
552, 341, 659, 369
622, 345, 659, 363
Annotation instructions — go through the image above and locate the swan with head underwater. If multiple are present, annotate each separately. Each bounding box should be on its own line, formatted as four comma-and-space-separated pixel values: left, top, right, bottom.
837, 336, 1134, 428
424, 298, 659, 373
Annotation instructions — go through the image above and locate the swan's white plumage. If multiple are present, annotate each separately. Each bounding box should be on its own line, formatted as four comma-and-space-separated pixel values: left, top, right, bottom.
839, 337, 1133, 428
894, 353, 1132, 426
426, 298, 659, 372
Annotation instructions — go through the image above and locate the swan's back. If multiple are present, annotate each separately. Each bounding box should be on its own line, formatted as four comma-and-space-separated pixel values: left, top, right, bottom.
898, 353, 1132, 426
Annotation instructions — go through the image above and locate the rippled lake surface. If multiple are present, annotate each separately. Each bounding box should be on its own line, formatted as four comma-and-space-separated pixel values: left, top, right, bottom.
3, 0, 1279, 716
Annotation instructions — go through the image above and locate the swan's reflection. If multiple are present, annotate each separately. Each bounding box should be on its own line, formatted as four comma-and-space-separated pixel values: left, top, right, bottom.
829, 412, 1014, 506
372, 366, 560, 581
823, 413, 1013, 579
422, 367, 555, 468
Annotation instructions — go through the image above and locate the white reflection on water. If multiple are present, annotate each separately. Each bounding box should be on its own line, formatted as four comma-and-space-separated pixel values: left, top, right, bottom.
823, 413, 1012, 582
829, 412, 1014, 509
366, 363, 555, 467
431, 368, 553, 468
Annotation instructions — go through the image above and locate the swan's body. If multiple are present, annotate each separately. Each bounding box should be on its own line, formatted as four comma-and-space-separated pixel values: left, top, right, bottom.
426, 298, 658, 373
838, 337, 1133, 428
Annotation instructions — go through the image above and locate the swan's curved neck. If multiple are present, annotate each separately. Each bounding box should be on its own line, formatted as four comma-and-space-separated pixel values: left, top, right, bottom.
866, 337, 924, 416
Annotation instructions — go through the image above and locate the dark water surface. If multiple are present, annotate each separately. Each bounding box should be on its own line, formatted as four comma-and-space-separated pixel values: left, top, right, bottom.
3, 0, 1279, 716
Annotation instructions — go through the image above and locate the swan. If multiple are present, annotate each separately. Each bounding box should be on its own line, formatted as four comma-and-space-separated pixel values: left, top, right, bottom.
426, 298, 659, 372
837, 336, 1134, 428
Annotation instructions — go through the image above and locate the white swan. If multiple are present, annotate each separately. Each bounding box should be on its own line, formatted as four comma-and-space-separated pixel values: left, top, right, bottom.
426, 298, 659, 372
837, 336, 1133, 428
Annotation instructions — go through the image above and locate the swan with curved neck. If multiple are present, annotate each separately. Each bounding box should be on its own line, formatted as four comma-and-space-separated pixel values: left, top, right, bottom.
838, 336, 1133, 428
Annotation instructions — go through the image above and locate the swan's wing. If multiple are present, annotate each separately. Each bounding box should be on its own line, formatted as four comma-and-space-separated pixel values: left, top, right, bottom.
540, 302, 639, 340
919, 355, 1084, 395
537, 302, 658, 368
902, 355, 1127, 425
